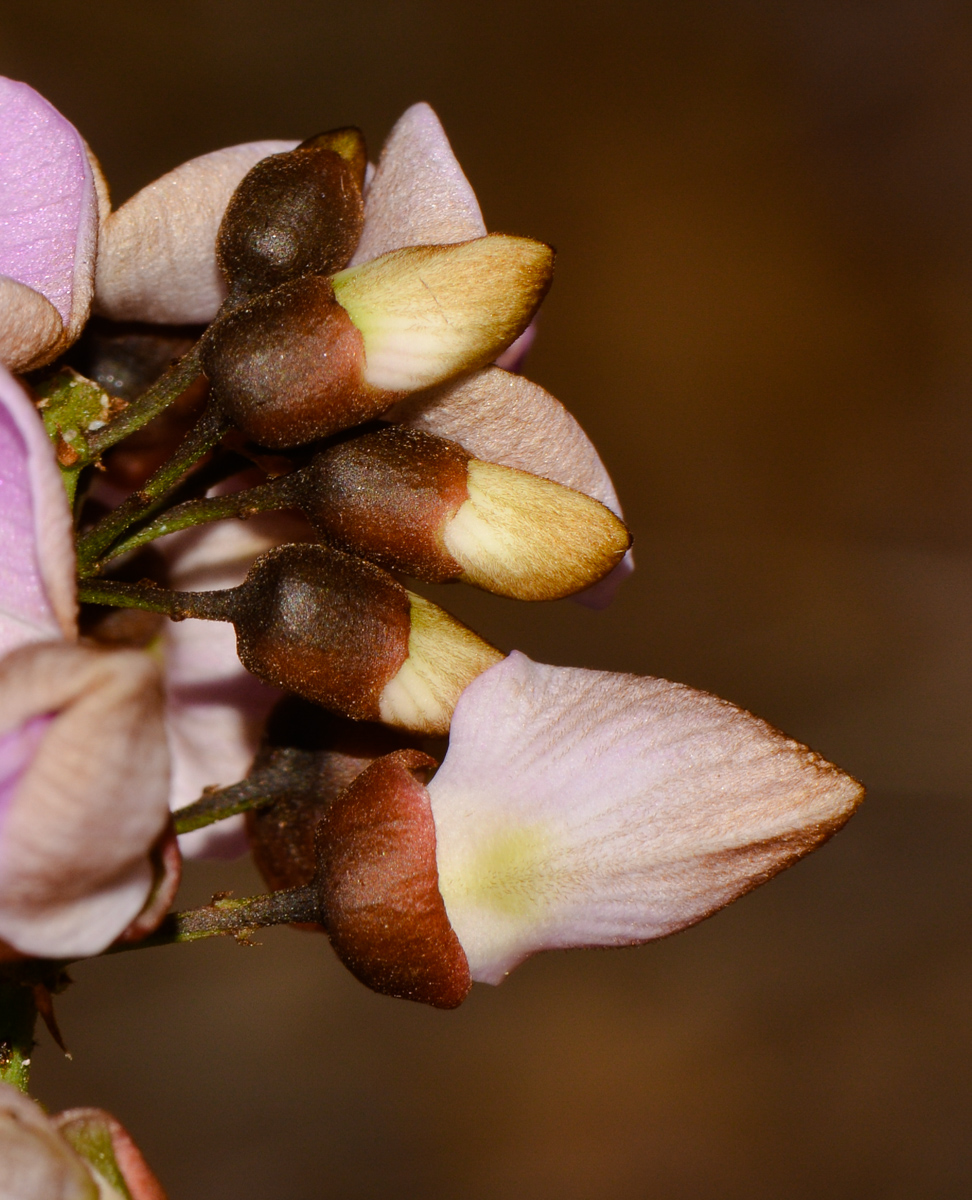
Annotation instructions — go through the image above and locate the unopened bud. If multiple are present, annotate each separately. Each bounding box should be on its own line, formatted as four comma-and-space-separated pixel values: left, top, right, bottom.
203, 235, 552, 448
315, 749, 471, 1008
217, 131, 366, 301
299, 425, 632, 599
224, 543, 502, 733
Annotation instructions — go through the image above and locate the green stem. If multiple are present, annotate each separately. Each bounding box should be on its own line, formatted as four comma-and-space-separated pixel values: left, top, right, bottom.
0, 980, 37, 1092
102, 475, 297, 566
77, 578, 237, 622
109, 886, 320, 952
76, 404, 232, 575
173, 770, 290, 834
80, 342, 206, 462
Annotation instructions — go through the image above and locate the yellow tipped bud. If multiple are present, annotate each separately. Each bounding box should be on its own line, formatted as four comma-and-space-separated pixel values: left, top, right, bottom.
331, 235, 553, 391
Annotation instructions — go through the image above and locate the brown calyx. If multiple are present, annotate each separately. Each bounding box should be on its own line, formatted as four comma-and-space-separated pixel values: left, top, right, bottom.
247, 699, 421, 896
202, 276, 400, 448
299, 426, 471, 581
231, 543, 411, 721
315, 749, 471, 1009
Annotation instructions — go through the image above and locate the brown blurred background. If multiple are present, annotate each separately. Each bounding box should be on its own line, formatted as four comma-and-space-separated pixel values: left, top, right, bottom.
3, 1, 972, 1196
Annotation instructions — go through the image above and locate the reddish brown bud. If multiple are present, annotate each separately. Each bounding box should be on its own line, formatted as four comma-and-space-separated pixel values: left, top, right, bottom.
231, 543, 412, 721
222, 543, 502, 733
298, 426, 471, 581
295, 425, 632, 599
315, 749, 472, 1008
202, 276, 400, 447
217, 135, 366, 300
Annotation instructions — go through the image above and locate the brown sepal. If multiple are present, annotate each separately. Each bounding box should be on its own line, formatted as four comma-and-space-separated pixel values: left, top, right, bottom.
247, 699, 420, 895
203, 276, 401, 448
299, 426, 470, 580
316, 749, 471, 1009
231, 543, 411, 720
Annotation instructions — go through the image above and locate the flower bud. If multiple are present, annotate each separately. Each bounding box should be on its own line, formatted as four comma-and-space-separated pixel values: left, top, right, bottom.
315, 749, 471, 1008
221, 543, 502, 734
298, 425, 632, 598
202, 235, 553, 448
216, 130, 366, 301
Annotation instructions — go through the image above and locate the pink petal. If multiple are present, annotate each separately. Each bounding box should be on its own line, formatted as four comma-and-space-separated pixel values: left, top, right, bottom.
0, 77, 100, 368
161, 505, 313, 857
0, 365, 76, 654
350, 102, 485, 267
95, 139, 298, 324
0, 643, 171, 958
429, 652, 863, 984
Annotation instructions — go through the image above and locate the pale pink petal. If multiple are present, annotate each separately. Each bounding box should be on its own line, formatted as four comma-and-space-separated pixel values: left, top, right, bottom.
350, 102, 485, 267
0, 365, 77, 653
429, 652, 863, 984
95, 139, 298, 324
0, 77, 100, 369
0, 642, 170, 958
161, 505, 313, 856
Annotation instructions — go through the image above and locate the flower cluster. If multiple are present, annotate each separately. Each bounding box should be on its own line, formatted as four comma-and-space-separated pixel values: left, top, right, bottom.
0, 74, 862, 1188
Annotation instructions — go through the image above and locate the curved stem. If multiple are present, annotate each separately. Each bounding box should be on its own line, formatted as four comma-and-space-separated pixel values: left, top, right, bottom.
102, 474, 298, 566
77, 578, 238, 622
76, 404, 232, 576
80, 341, 205, 462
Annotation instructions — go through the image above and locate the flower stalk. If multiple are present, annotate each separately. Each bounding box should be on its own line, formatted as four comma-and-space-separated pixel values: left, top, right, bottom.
75, 403, 232, 574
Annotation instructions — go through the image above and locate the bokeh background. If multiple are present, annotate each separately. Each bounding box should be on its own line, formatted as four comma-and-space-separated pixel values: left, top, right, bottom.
3, 2, 972, 1195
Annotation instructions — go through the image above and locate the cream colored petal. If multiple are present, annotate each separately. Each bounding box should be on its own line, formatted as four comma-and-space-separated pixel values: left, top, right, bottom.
350, 102, 485, 266
94, 140, 298, 323
429, 652, 863, 984
0, 643, 170, 958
